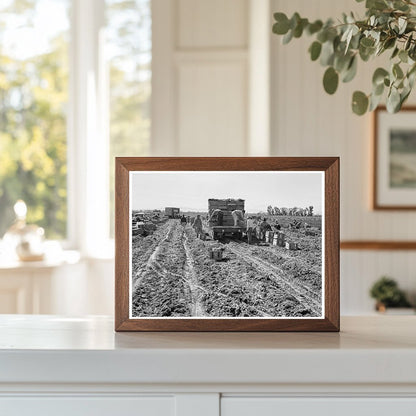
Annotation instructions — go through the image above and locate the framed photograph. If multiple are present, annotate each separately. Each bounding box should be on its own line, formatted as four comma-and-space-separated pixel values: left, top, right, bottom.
374, 106, 416, 210
115, 157, 339, 332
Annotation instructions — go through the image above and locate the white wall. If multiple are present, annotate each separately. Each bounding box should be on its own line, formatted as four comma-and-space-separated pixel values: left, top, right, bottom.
152, 0, 254, 156
41, 0, 416, 317
271, 0, 416, 313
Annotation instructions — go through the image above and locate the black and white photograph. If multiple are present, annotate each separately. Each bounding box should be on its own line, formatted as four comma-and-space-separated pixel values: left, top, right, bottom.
129, 171, 324, 319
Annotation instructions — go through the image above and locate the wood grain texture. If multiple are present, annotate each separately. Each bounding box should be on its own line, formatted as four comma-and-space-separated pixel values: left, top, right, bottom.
324, 157, 340, 331
115, 157, 340, 332
373, 106, 416, 210
115, 160, 130, 330
340, 241, 416, 250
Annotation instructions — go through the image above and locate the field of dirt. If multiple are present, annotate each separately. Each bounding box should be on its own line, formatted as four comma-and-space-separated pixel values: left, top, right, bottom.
131, 218, 322, 318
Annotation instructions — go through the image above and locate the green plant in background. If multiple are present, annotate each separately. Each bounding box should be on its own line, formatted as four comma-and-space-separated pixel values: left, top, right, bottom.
272, 0, 416, 115
369, 276, 412, 308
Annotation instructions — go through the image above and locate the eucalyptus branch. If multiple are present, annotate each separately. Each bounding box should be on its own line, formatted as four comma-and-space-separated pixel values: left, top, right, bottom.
272, 0, 416, 115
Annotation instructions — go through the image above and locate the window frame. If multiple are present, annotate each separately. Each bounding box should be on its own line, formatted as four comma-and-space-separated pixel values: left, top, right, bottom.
0, 0, 153, 257
67, 0, 111, 257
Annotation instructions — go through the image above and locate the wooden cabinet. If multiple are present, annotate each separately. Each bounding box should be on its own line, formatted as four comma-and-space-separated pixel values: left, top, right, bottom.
0, 316, 415, 416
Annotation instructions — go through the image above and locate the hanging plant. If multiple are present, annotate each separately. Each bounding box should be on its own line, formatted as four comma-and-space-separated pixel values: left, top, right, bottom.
272, 0, 416, 115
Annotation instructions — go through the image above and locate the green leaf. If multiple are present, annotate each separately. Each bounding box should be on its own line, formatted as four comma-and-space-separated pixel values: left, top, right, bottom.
282, 29, 293, 44
334, 52, 351, 72
374, 82, 385, 96
383, 37, 396, 50
307, 20, 323, 35
320, 40, 335, 66
309, 41, 322, 61
273, 13, 290, 35
393, 63, 404, 79
293, 18, 308, 38
386, 87, 401, 113
391, 47, 399, 59
342, 56, 357, 83
366, 0, 388, 10
400, 88, 411, 106
350, 32, 361, 49
398, 17, 407, 34
399, 49, 408, 63
360, 37, 375, 48
369, 92, 383, 111
323, 67, 339, 94
359, 45, 374, 62
393, 0, 409, 11
372, 67, 389, 86
352, 91, 369, 115
290, 12, 301, 30
342, 25, 359, 53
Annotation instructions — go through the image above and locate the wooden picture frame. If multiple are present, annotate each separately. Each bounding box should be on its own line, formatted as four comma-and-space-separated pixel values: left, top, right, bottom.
115, 157, 339, 332
373, 106, 416, 210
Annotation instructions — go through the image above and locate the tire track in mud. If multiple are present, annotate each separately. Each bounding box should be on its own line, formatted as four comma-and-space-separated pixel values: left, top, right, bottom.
227, 242, 321, 316
132, 221, 192, 317
183, 231, 206, 316
132, 222, 207, 317
132, 221, 175, 290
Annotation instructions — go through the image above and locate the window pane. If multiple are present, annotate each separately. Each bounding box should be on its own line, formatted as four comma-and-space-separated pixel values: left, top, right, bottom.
106, 0, 151, 237
0, 0, 70, 239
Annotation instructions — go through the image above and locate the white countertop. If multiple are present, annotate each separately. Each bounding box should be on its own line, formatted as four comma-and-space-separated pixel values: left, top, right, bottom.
0, 315, 415, 386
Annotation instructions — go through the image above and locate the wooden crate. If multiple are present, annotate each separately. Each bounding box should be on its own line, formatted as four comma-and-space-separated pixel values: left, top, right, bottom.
273, 232, 286, 246
285, 241, 298, 250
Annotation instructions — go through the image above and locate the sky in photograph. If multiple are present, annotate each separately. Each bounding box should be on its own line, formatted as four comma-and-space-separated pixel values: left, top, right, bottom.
131, 171, 324, 214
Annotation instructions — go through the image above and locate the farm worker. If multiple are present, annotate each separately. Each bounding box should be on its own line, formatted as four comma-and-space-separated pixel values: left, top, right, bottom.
231, 210, 244, 227
209, 209, 220, 225
217, 210, 224, 226
194, 214, 203, 238
260, 218, 272, 241
180, 215, 187, 227
273, 223, 281, 231
246, 217, 256, 245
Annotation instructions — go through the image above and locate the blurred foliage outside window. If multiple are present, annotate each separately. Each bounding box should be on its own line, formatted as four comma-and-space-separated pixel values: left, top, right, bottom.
0, 0, 70, 239
107, 0, 151, 237
0, 0, 151, 240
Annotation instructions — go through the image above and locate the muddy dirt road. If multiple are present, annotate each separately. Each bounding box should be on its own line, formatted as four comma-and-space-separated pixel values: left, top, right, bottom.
131, 219, 322, 318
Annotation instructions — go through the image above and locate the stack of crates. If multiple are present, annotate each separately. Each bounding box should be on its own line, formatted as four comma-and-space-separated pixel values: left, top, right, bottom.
273, 232, 286, 247
265, 230, 274, 243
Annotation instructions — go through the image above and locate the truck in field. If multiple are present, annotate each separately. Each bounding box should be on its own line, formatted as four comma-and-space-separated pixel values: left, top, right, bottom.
165, 207, 180, 219
208, 198, 246, 240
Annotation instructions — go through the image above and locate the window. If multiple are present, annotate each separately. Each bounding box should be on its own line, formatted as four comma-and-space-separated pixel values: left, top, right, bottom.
106, 0, 151, 237
0, 0, 70, 239
0, 0, 151, 250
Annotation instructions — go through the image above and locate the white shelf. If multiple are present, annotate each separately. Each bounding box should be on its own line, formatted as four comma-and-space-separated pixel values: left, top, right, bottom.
0, 315, 415, 387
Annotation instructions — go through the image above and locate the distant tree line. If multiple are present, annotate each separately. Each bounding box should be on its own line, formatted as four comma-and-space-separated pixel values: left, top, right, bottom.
266, 206, 314, 217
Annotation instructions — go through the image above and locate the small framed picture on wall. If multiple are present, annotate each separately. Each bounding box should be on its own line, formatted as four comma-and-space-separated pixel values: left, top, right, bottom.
374, 106, 416, 209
